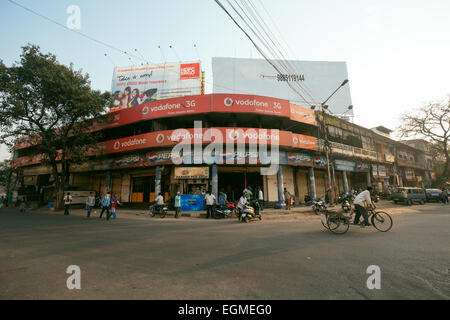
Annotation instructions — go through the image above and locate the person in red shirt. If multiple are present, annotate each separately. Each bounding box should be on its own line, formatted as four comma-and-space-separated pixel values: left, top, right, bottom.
111, 193, 120, 219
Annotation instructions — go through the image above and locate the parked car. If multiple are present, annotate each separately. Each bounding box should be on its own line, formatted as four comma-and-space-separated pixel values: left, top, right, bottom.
425, 189, 442, 202
392, 187, 426, 205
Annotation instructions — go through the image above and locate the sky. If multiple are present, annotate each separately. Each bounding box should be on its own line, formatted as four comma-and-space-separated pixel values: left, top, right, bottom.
1, 0, 449, 161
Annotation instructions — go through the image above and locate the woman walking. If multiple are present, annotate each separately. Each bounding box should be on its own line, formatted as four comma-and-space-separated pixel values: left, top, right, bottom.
174, 192, 181, 218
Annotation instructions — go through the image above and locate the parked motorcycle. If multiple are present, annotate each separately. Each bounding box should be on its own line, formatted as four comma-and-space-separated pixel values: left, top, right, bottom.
341, 194, 354, 213
149, 203, 168, 218
212, 205, 233, 219
311, 199, 327, 215
372, 194, 380, 203
239, 200, 262, 223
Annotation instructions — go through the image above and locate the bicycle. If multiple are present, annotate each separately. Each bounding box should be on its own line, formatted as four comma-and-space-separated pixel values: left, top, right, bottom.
322, 206, 393, 234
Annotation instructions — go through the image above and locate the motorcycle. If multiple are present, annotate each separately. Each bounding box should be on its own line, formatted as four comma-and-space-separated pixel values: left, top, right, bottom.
372, 194, 380, 203
341, 194, 354, 213
212, 205, 233, 219
239, 200, 262, 223
149, 203, 168, 218
311, 199, 327, 215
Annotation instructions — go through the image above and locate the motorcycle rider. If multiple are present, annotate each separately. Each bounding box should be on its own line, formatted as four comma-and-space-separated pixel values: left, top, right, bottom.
155, 192, 164, 212
353, 186, 375, 226
237, 191, 249, 218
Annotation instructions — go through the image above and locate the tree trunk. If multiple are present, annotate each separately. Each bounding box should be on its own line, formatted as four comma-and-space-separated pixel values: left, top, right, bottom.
52, 164, 64, 211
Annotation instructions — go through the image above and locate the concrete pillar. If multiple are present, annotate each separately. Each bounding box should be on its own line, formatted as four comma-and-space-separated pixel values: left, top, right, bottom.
277, 165, 286, 208
105, 171, 111, 193
211, 164, 218, 200
343, 171, 349, 195
367, 167, 372, 186
155, 166, 161, 197
309, 167, 316, 202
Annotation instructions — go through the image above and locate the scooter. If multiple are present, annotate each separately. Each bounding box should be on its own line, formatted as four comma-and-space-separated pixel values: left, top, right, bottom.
149, 203, 168, 218
240, 200, 262, 223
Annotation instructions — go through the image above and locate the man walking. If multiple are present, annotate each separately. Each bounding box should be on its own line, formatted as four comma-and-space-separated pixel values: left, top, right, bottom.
86, 192, 95, 218
441, 188, 449, 204
204, 190, 216, 219
99, 192, 111, 220
174, 192, 181, 218
284, 188, 292, 210
257, 186, 264, 210
64, 192, 72, 215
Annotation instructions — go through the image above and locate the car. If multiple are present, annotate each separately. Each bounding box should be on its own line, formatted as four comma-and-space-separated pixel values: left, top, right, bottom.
425, 189, 442, 202
392, 187, 426, 205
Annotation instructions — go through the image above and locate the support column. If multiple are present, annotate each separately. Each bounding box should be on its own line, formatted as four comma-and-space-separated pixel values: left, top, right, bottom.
105, 171, 111, 194
367, 166, 372, 186
211, 164, 218, 200
309, 167, 316, 202
277, 165, 286, 208
342, 171, 349, 195
155, 166, 161, 197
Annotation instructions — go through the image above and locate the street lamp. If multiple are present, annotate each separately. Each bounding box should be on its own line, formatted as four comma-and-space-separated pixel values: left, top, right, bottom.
319, 79, 349, 204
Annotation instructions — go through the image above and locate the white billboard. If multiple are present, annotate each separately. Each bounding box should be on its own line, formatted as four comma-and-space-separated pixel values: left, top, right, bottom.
212, 57, 353, 116
111, 61, 201, 110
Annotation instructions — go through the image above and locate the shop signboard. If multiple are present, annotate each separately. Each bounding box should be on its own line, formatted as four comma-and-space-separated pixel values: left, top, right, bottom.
175, 167, 209, 179
291, 133, 318, 151
290, 103, 317, 126
355, 162, 369, 172
334, 159, 356, 172
404, 169, 416, 181
372, 165, 378, 176
287, 152, 313, 166
377, 165, 389, 178
313, 156, 327, 169
212, 94, 290, 118
110, 61, 201, 111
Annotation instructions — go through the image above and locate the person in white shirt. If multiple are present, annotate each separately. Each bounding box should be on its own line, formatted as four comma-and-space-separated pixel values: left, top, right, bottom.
86, 192, 96, 218
64, 192, 72, 216
155, 193, 164, 206
257, 186, 264, 211
353, 186, 375, 226
204, 190, 216, 219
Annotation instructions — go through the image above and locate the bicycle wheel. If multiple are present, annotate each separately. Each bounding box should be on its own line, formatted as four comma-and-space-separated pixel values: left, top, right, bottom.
371, 211, 393, 232
320, 213, 329, 229
327, 215, 349, 234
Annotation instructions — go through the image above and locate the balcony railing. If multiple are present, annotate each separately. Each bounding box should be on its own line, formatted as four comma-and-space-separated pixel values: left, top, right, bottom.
319, 140, 378, 161
397, 158, 426, 170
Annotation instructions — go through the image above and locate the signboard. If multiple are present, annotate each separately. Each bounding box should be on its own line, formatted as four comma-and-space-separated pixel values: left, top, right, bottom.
377, 165, 389, 178
404, 169, 416, 181
291, 133, 318, 151
174, 167, 209, 179
313, 156, 327, 169
287, 152, 313, 166
212, 57, 353, 115
180, 195, 204, 211
290, 103, 317, 125
355, 162, 369, 172
334, 159, 356, 172
111, 61, 201, 111
211, 94, 290, 118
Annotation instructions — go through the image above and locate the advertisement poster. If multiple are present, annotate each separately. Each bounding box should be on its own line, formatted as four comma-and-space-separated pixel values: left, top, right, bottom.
334, 159, 356, 172
212, 57, 353, 115
290, 103, 317, 125
287, 152, 314, 166
355, 162, 370, 172
111, 61, 201, 111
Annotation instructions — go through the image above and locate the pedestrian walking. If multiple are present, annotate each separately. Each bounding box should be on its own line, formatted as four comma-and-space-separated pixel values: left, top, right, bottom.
441, 188, 449, 204
64, 192, 72, 215
257, 186, 264, 210
86, 192, 95, 218
19, 197, 26, 212
110, 193, 120, 219
99, 192, 111, 220
284, 188, 292, 210
204, 190, 216, 219
174, 192, 181, 218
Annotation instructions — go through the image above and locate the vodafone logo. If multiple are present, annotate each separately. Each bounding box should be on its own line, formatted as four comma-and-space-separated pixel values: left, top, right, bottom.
228, 130, 239, 140
224, 97, 234, 107
113, 141, 121, 150
293, 136, 299, 145
156, 134, 165, 144
142, 106, 149, 115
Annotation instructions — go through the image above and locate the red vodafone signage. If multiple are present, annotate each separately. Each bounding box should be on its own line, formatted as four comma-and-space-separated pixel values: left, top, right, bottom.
212, 94, 290, 117
290, 103, 316, 126
291, 133, 318, 150
180, 63, 200, 80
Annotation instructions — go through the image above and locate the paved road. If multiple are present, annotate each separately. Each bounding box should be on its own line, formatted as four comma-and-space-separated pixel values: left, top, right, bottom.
0, 202, 449, 299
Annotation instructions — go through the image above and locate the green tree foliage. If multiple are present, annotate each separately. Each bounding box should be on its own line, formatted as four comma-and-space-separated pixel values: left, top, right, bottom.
0, 44, 111, 209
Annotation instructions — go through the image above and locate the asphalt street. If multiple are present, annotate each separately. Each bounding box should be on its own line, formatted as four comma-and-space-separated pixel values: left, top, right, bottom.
0, 202, 449, 299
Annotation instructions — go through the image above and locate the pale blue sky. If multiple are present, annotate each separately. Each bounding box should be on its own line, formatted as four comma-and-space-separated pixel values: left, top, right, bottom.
1, 0, 449, 160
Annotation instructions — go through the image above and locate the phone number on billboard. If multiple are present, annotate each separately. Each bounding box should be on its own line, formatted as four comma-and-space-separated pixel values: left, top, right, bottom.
277, 74, 305, 82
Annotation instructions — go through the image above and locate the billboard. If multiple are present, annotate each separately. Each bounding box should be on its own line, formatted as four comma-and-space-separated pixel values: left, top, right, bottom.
111, 61, 201, 111
212, 57, 353, 115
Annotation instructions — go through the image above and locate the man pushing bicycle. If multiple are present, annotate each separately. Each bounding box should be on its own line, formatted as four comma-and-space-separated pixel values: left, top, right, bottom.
353, 186, 375, 227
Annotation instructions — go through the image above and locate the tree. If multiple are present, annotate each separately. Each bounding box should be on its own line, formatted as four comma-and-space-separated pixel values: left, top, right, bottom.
0, 44, 111, 210
398, 95, 450, 183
